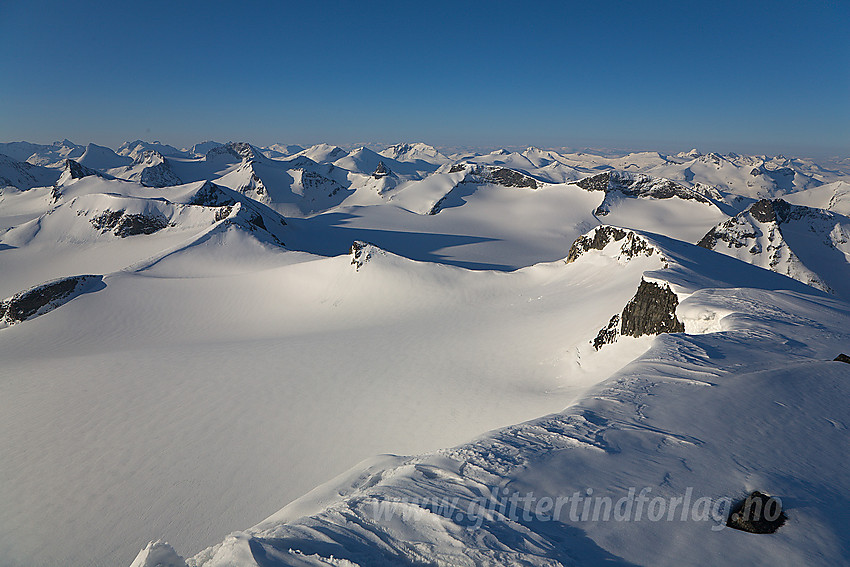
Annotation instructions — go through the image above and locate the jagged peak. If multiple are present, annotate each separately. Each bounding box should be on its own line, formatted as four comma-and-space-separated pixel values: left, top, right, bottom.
373, 160, 391, 178
566, 225, 664, 265
349, 240, 387, 270
132, 149, 166, 166
61, 159, 101, 180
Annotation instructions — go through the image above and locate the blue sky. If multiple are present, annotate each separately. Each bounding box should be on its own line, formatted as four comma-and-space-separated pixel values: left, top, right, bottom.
1, 0, 847, 156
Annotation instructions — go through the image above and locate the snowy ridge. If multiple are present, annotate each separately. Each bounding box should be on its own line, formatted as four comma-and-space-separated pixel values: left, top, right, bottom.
0, 274, 104, 328
0, 153, 60, 191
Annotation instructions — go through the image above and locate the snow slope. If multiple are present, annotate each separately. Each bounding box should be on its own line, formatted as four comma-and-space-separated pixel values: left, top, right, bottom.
0, 153, 61, 191
174, 230, 850, 567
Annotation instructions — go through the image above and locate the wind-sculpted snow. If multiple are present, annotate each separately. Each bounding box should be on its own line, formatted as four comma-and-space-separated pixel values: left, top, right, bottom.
180, 283, 850, 566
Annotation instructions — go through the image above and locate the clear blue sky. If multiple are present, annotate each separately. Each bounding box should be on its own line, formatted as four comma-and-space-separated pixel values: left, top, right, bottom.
1, 0, 847, 157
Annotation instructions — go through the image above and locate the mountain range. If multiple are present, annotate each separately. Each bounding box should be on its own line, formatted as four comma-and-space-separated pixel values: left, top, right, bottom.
1, 140, 849, 567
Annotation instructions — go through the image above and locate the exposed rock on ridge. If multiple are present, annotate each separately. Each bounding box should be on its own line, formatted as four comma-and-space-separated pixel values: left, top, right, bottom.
1, 275, 104, 326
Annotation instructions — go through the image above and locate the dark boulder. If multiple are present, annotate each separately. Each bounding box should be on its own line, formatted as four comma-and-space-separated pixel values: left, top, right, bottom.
726, 491, 787, 534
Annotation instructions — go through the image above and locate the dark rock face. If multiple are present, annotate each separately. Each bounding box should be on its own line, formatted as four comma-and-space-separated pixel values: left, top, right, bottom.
592, 279, 684, 350
592, 314, 620, 350
247, 213, 266, 231
575, 172, 610, 192
207, 142, 261, 162
696, 227, 720, 249
448, 164, 466, 173
750, 167, 762, 176
1, 275, 103, 324
373, 161, 390, 178
574, 171, 709, 203
834, 353, 850, 364
567, 226, 628, 263
64, 159, 99, 180
748, 198, 792, 224
90, 209, 168, 237
566, 226, 657, 264
726, 492, 787, 534
620, 280, 685, 338
484, 167, 538, 189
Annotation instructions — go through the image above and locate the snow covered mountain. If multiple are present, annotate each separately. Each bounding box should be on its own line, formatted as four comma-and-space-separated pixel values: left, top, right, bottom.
118, 140, 189, 160
1, 139, 850, 567
0, 139, 84, 166
697, 198, 850, 298
77, 143, 134, 170
0, 153, 61, 191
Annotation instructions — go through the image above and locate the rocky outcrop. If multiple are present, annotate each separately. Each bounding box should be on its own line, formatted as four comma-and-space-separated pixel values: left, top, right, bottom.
450, 164, 539, 188
575, 171, 710, 204
350, 240, 376, 270
620, 280, 685, 337
747, 198, 793, 224
592, 314, 620, 350
566, 226, 662, 265
61, 159, 101, 181
482, 167, 538, 189
726, 491, 786, 534
834, 353, 850, 364
592, 279, 684, 350
0, 275, 103, 325
90, 209, 169, 237
373, 161, 390, 178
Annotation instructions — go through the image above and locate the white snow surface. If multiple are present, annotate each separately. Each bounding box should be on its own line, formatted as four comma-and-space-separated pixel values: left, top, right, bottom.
0, 141, 849, 567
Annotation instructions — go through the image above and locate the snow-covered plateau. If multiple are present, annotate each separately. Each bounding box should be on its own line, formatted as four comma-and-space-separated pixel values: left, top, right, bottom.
1, 141, 849, 566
